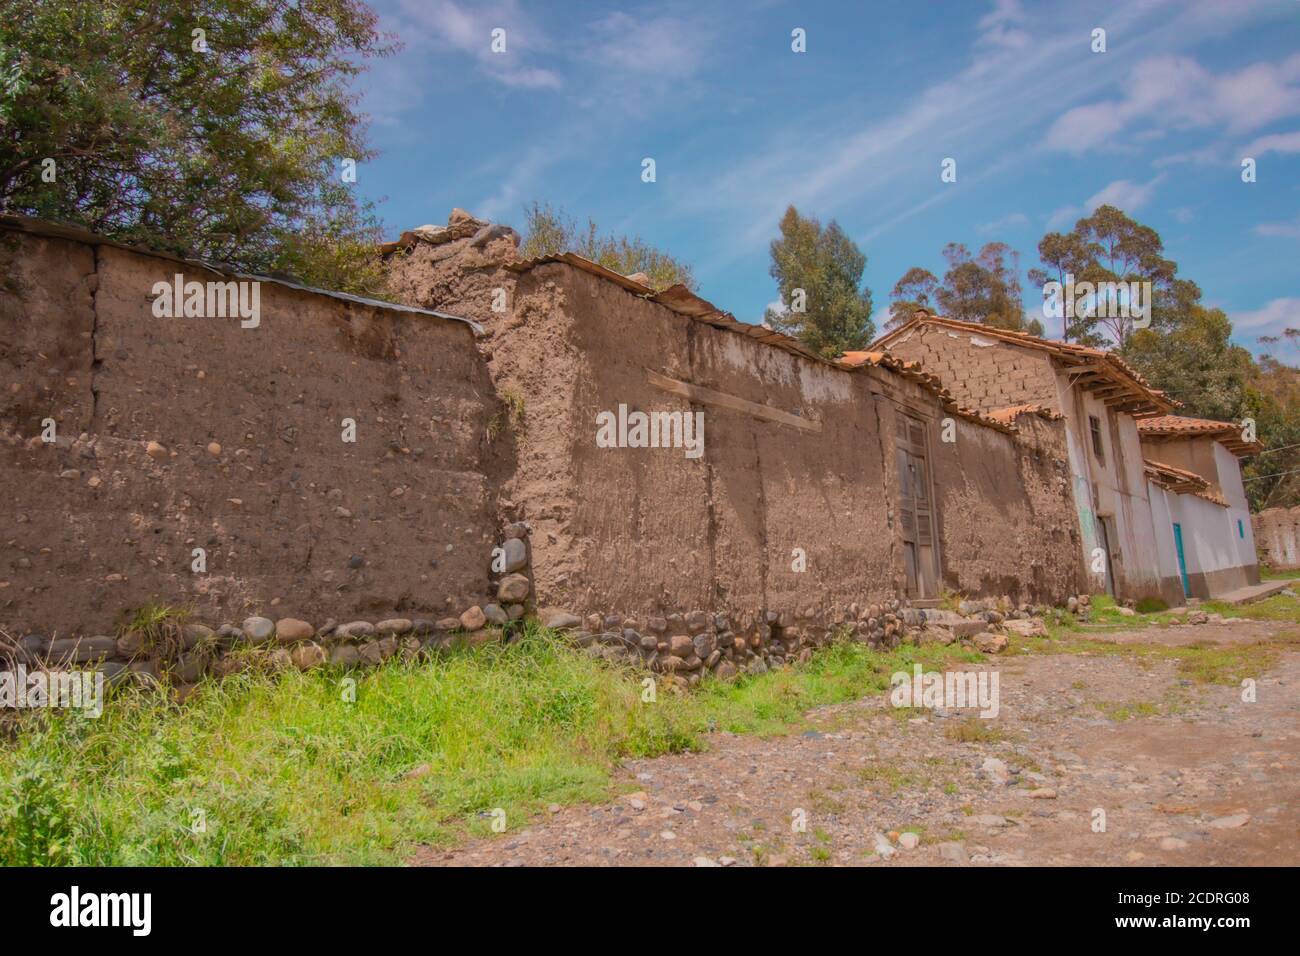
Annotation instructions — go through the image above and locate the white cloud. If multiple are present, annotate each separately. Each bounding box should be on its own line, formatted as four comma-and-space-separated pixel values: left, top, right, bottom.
588, 12, 712, 78
1046, 205, 1080, 229
977, 0, 1030, 50
1233, 297, 1300, 338
1255, 211, 1300, 239
684, 0, 1267, 266
397, 0, 562, 90
1242, 129, 1300, 156
1086, 175, 1163, 212
976, 212, 1028, 235
1045, 53, 1300, 154
1044, 175, 1162, 231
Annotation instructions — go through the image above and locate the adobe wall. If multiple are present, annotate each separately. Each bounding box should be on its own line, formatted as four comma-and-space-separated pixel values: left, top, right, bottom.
881, 322, 1060, 413
0, 226, 505, 639
931, 413, 1084, 600
385, 227, 1085, 639
1254, 507, 1300, 570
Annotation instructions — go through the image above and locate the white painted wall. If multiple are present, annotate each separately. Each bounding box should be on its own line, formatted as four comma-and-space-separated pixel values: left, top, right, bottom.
1214, 441, 1258, 574
1148, 484, 1183, 596
1054, 368, 1165, 599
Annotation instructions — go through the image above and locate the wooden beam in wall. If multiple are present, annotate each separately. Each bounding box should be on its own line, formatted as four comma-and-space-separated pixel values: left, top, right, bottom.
1090, 385, 1129, 399
646, 369, 823, 433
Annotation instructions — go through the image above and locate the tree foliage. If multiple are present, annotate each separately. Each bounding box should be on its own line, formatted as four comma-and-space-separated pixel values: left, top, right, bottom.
1241, 337, 1300, 512
0, 0, 394, 293
1028, 205, 1184, 347
889, 241, 1043, 336
518, 201, 695, 292
881, 203, 1297, 509
765, 205, 874, 357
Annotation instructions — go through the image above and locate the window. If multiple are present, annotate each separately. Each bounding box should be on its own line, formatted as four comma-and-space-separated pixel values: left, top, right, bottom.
1089, 414, 1105, 466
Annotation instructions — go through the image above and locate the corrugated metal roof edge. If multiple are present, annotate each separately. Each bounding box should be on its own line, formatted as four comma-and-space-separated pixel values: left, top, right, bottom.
0, 214, 483, 334
508, 253, 1024, 437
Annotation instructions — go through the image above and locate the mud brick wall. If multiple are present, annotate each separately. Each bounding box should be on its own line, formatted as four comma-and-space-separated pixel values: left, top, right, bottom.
0, 226, 502, 638
932, 413, 1083, 600
515, 263, 896, 634
1253, 507, 1300, 570
882, 322, 1060, 413
388, 237, 1085, 629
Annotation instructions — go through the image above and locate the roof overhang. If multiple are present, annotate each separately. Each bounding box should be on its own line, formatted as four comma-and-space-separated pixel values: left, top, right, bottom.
873, 312, 1177, 418
1137, 415, 1262, 457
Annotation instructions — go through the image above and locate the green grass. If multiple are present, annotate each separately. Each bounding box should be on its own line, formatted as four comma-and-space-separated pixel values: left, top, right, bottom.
1202, 593, 1300, 622
1259, 566, 1300, 582
0, 625, 982, 866
1023, 630, 1299, 682
1033, 590, 1300, 639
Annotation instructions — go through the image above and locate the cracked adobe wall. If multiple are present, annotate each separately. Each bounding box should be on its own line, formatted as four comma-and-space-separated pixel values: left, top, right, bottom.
387, 232, 1085, 626
0, 227, 501, 638
1253, 507, 1300, 570
932, 413, 1084, 600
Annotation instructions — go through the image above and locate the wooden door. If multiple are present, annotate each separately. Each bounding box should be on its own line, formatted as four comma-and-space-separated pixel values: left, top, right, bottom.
896, 413, 939, 599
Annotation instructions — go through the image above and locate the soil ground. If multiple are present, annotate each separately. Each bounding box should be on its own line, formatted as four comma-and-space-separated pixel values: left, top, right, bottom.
415, 618, 1299, 867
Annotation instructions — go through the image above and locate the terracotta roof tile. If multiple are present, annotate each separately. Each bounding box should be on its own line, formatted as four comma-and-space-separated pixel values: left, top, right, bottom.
872, 311, 1177, 417
986, 403, 1064, 425
1137, 415, 1262, 456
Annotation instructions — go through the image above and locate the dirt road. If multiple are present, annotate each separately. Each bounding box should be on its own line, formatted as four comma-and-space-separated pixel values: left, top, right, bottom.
417, 618, 1299, 867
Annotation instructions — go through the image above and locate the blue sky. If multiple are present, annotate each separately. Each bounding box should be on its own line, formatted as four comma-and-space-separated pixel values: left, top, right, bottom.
353, 0, 1300, 354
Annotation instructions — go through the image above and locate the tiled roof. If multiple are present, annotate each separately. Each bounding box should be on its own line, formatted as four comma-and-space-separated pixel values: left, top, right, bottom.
1137, 415, 1262, 457
1143, 458, 1228, 507
509, 255, 1021, 435
986, 403, 1064, 426
872, 311, 1177, 418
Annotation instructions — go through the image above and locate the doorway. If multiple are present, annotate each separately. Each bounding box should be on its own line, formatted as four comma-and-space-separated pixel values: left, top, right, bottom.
896, 413, 939, 599
1095, 515, 1117, 597
1172, 522, 1191, 598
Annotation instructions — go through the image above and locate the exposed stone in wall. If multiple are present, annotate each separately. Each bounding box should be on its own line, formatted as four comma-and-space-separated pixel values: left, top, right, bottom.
1253, 507, 1300, 569
3, 210, 1087, 682
2, 520, 541, 700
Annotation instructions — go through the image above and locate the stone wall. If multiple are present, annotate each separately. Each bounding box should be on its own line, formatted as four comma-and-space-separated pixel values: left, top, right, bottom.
0, 222, 507, 640
1254, 507, 1300, 570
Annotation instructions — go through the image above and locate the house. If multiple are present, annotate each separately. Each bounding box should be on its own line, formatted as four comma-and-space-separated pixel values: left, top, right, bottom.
874, 311, 1193, 605
1137, 415, 1262, 598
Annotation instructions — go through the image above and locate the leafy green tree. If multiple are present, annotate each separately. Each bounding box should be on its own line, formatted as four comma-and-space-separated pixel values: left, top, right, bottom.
1124, 305, 1255, 422
765, 205, 874, 357
887, 266, 939, 329
1242, 340, 1300, 511
0, 0, 393, 293
1029, 205, 1178, 347
1027, 231, 1098, 342
518, 201, 695, 291
889, 241, 1043, 336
